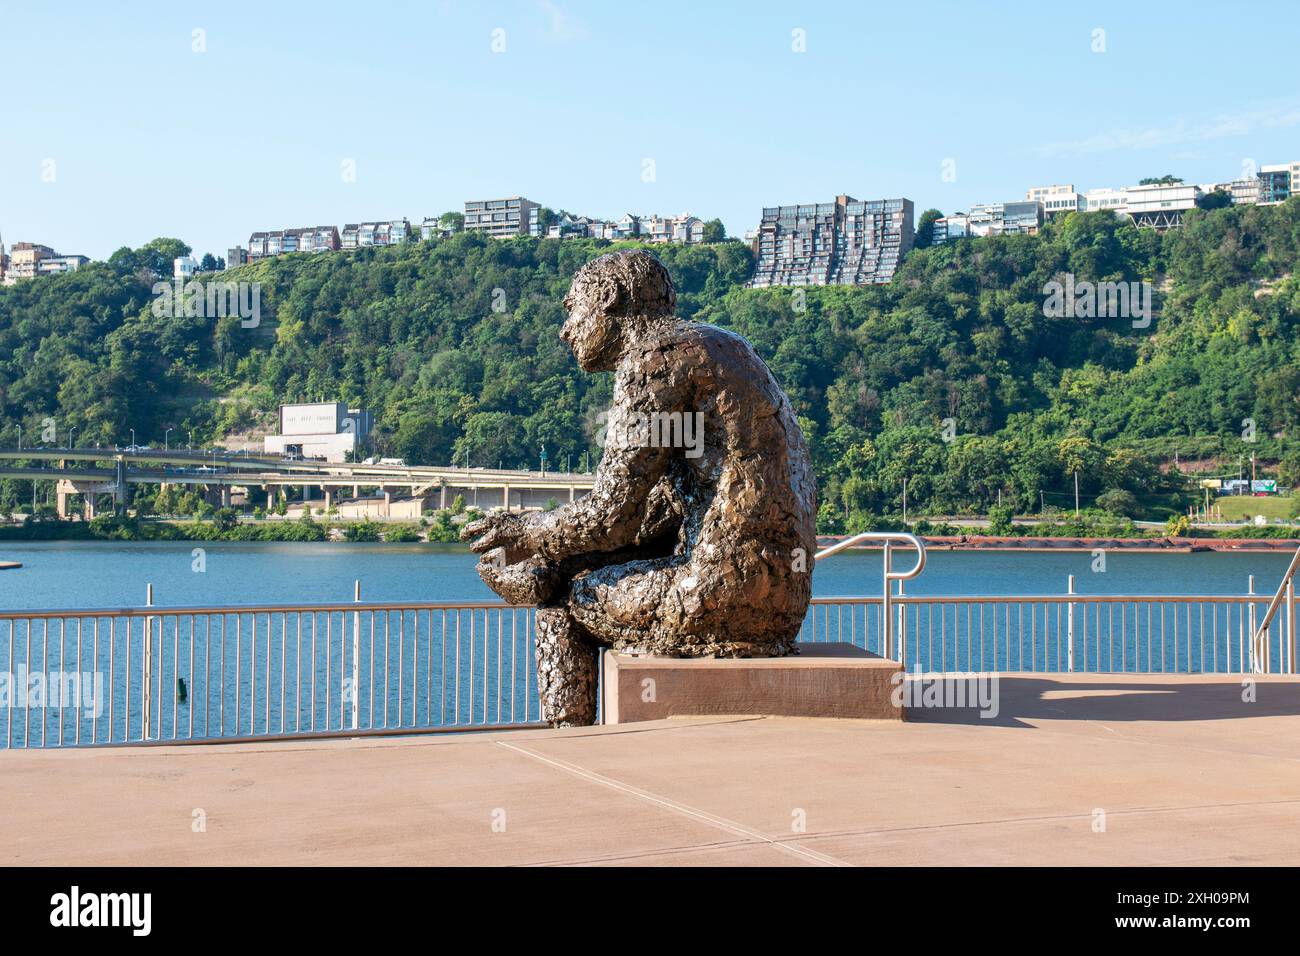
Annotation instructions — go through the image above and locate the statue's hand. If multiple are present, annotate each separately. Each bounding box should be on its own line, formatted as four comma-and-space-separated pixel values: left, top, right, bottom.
461, 511, 534, 562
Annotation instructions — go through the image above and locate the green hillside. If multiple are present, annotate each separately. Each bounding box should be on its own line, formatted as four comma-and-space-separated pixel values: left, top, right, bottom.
2, 200, 1298, 530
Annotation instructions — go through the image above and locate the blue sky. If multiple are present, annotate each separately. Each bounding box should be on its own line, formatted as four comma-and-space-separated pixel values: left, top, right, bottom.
3, 0, 1298, 261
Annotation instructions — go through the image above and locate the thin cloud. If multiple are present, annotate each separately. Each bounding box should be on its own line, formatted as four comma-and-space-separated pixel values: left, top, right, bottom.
1035, 104, 1300, 158
537, 1, 589, 42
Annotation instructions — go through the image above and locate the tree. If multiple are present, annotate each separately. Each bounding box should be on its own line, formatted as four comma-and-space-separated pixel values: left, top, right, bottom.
914, 208, 944, 249
1195, 190, 1232, 210
1096, 488, 1139, 517
438, 211, 464, 232
701, 219, 726, 243
199, 253, 219, 271
1139, 175, 1183, 185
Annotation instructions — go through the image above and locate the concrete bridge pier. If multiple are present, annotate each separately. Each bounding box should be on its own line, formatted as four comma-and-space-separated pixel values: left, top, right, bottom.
324, 488, 333, 510
383, 489, 391, 517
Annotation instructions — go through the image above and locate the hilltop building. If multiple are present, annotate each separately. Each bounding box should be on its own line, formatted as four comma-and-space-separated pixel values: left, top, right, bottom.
247, 226, 341, 261
341, 220, 411, 248
748, 195, 914, 287
1, 242, 87, 283
463, 197, 540, 238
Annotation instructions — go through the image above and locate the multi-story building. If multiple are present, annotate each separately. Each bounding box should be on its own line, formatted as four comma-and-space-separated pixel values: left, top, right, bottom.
1125, 182, 1201, 229
1229, 179, 1261, 205
1081, 187, 1130, 215
226, 246, 249, 268
1026, 184, 1082, 217
930, 213, 971, 244
35, 254, 88, 276
173, 256, 199, 280
247, 226, 341, 261
3, 242, 58, 282
966, 203, 1004, 237
1001, 200, 1045, 234
463, 197, 540, 238
1258, 162, 1299, 205
748, 195, 913, 287
420, 217, 459, 240
341, 219, 410, 249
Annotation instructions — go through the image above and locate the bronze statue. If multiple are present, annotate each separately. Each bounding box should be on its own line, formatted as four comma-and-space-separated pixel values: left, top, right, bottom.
462, 250, 816, 726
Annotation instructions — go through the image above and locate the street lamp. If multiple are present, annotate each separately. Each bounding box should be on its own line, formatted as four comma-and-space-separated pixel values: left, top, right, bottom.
130, 428, 136, 450
165, 428, 173, 451
539, 444, 547, 475
16, 424, 21, 451
188, 430, 193, 451
68, 427, 75, 450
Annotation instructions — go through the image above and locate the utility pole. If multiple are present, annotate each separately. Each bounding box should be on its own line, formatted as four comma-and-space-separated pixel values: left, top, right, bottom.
1040, 489, 1045, 513
902, 478, 908, 525
1074, 470, 1080, 517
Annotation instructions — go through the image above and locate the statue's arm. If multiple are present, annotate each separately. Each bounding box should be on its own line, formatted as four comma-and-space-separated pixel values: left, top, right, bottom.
526, 378, 681, 560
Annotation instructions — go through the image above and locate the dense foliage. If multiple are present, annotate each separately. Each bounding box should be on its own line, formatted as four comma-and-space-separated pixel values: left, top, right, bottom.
2, 200, 1298, 531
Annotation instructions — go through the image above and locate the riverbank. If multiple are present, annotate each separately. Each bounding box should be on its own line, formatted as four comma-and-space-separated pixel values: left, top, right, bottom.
819, 534, 1300, 553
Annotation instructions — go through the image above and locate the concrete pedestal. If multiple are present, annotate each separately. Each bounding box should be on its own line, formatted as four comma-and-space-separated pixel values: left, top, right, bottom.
601, 642, 904, 724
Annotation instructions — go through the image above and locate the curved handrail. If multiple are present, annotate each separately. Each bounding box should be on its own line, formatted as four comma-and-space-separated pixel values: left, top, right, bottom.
1251, 544, 1300, 673
813, 531, 927, 661
815, 530, 927, 580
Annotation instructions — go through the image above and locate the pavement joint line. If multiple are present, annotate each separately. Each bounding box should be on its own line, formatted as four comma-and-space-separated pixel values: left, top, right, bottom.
784, 796, 1300, 846
494, 739, 851, 867
518, 837, 764, 867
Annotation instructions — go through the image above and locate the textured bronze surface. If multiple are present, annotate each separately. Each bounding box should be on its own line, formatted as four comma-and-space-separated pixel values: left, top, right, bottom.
462, 250, 816, 726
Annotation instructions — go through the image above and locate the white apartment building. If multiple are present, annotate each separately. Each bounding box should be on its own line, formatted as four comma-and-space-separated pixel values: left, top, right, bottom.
1025, 184, 1082, 216
1082, 187, 1130, 214
1125, 182, 1201, 229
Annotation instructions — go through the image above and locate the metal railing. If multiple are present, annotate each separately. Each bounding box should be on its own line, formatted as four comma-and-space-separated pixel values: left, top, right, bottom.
0, 584, 543, 749
4, 536, 1294, 749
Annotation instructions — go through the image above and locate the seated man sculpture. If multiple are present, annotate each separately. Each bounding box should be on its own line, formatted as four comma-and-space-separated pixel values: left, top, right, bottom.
462, 249, 817, 726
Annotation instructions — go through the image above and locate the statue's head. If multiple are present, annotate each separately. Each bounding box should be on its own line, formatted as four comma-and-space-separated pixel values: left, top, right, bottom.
561, 250, 677, 371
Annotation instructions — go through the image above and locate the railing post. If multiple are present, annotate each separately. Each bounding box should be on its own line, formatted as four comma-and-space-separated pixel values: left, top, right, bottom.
351, 580, 361, 731
1248, 575, 1259, 673
1288, 578, 1296, 675
881, 540, 892, 660
899, 580, 909, 671
1066, 575, 1075, 673
143, 583, 153, 740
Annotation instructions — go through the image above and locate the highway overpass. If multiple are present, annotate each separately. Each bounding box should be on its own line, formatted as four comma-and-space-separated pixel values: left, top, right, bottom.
0, 448, 596, 518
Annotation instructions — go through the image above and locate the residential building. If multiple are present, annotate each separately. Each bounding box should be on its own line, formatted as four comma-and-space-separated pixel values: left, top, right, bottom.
173, 256, 199, 280
1026, 184, 1082, 217
1229, 179, 1261, 205
4, 242, 57, 282
748, 195, 914, 288
966, 203, 1004, 237
341, 219, 411, 249
226, 246, 249, 268
463, 197, 540, 238
35, 254, 88, 276
247, 226, 340, 261
1125, 182, 1201, 229
1001, 200, 1044, 234
1258, 162, 1299, 205
264, 402, 374, 463
1081, 187, 1130, 215
930, 213, 971, 244
420, 217, 459, 240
